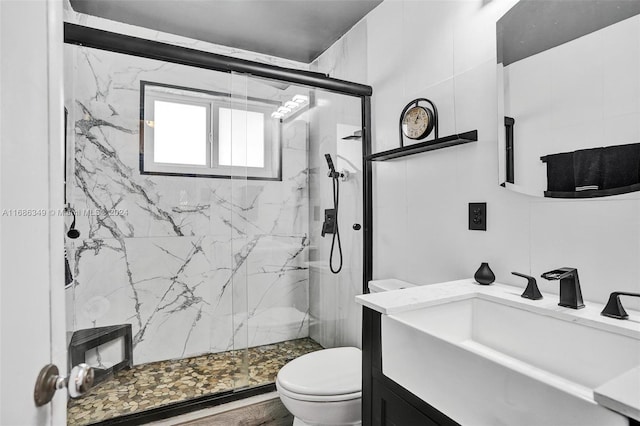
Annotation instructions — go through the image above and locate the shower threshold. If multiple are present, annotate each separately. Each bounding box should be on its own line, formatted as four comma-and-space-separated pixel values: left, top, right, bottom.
67, 337, 323, 426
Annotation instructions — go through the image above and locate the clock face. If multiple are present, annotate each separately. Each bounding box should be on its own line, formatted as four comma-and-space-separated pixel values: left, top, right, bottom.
402, 106, 433, 140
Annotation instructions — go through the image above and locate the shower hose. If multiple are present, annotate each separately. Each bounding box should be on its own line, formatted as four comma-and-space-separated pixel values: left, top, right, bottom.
329, 174, 343, 274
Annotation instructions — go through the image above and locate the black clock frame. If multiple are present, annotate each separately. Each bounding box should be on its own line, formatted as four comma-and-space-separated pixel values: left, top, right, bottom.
399, 98, 439, 147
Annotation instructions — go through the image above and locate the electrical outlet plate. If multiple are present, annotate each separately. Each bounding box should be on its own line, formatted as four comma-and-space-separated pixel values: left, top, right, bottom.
469, 202, 487, 231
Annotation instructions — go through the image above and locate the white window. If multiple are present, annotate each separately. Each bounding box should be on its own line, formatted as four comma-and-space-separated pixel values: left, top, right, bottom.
141, 82, 281, 180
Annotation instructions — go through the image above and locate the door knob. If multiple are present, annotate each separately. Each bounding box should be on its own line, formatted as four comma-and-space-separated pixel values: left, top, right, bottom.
34, 363, 94, 406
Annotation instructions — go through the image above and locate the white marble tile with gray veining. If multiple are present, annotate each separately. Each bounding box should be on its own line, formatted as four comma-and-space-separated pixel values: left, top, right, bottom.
66, 43, 313, 366
71, 236, 213, 364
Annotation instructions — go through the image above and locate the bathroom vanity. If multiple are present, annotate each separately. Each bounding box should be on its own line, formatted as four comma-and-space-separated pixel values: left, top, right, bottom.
357, 279, 640, 426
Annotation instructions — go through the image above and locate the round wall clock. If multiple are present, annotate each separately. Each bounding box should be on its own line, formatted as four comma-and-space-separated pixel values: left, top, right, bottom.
398, 98, 439, 147
402, 105, 434, 140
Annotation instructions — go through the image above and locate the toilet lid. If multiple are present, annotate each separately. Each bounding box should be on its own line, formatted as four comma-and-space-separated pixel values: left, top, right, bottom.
276, 347, 361, 396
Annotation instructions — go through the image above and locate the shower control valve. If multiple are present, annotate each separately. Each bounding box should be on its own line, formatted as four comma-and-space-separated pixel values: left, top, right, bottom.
327, 169, 349, 181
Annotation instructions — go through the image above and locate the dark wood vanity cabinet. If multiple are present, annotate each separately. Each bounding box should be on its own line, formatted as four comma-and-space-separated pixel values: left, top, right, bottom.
363, 307, 459, 426
372, 378, 441, 426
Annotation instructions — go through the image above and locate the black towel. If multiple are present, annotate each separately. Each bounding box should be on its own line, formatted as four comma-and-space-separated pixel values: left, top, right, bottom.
543, 151, 575, 192
65, 248, 73, 287
601, 143, 640, 190
573, 147, 602, 191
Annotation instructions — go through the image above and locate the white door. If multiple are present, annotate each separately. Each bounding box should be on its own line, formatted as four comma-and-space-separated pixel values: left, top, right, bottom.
0, 1, 66, 425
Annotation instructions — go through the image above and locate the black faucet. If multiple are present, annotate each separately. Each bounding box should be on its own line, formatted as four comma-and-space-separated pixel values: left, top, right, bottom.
601, 292, 640, 319
541, 267, 585, 309
512, 272, 543, 300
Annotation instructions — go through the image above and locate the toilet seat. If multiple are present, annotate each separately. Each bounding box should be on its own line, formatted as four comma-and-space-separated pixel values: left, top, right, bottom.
277, 380, 361, 402
276, 347, 362, 401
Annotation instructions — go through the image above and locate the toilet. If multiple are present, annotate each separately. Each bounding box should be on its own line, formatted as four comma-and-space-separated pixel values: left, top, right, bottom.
276, 279, 415, 426
276, 347, 362, 426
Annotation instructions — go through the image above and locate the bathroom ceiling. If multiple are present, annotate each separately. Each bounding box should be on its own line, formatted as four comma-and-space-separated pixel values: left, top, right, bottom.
69, 0, 382, 63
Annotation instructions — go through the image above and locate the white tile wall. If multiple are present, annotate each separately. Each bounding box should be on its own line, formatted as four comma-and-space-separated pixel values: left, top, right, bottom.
319, 0, 640, 311
402, 1, 456, 92
530, 198, 640, 309
365, 0, 406, 152
602, 17, 640, 117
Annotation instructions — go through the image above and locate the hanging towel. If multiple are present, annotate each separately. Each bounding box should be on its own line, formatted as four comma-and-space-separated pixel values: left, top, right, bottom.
601, 143, 640, 190
542, 151, 575, 192
65, 248, 73, 287
573, 147, 602, 191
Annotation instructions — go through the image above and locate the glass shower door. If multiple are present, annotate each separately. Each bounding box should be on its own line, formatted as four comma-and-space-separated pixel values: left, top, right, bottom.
228, 71, 250, 391
242, 76, 317, 387
307, 88, 364, 350
235, 75, 366, 389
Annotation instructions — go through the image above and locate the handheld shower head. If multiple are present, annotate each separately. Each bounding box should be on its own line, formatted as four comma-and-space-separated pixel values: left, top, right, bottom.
322, 153, 343, 274
325, 153, 336, 172
325, 154, 340, 178
66, 207, 80, 239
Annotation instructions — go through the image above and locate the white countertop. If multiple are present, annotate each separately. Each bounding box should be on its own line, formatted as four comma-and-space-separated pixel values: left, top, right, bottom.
357, 278, 640, 338
595, 367, 640, 421
356, 278, 640, 420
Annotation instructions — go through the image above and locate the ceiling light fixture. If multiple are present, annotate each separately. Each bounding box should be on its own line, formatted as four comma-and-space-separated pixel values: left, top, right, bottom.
272, 93, 310, 121
293, 95, 308, 104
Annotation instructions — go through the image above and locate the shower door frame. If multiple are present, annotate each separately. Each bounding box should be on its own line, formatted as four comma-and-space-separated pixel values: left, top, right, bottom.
63, 22, 373, 426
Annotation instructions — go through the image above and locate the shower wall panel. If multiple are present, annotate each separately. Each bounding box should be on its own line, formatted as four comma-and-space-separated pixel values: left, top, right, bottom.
65, 45, 309, 366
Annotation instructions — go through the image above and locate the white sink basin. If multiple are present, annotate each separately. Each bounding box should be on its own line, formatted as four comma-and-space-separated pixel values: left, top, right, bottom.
382, 294, 639, 425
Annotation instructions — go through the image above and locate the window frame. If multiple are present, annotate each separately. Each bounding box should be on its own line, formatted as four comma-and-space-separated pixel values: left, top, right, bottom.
140, 81, 282, 181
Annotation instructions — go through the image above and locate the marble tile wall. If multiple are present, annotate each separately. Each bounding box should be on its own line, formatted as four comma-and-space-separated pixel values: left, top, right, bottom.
65, 44, 310, 366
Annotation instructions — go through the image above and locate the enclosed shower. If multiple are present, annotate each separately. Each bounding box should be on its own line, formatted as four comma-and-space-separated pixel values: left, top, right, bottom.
63, 25, 368, 425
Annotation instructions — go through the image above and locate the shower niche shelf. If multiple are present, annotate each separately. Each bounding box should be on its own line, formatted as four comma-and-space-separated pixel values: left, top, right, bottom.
366, 130, 478, 161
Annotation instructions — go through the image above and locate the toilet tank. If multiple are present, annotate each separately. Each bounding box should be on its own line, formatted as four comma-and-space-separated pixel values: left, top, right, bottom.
368, 279, 416, 294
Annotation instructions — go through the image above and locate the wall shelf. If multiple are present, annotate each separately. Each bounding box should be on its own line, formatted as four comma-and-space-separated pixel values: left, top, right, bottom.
544, 183, 640, 198
366, 130, 478, 161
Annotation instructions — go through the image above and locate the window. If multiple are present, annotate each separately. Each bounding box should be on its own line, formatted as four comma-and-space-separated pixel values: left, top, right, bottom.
141, 81, 281, 180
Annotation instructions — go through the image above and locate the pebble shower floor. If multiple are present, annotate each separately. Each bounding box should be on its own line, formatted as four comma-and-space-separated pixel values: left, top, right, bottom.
67, 338, 323, 425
